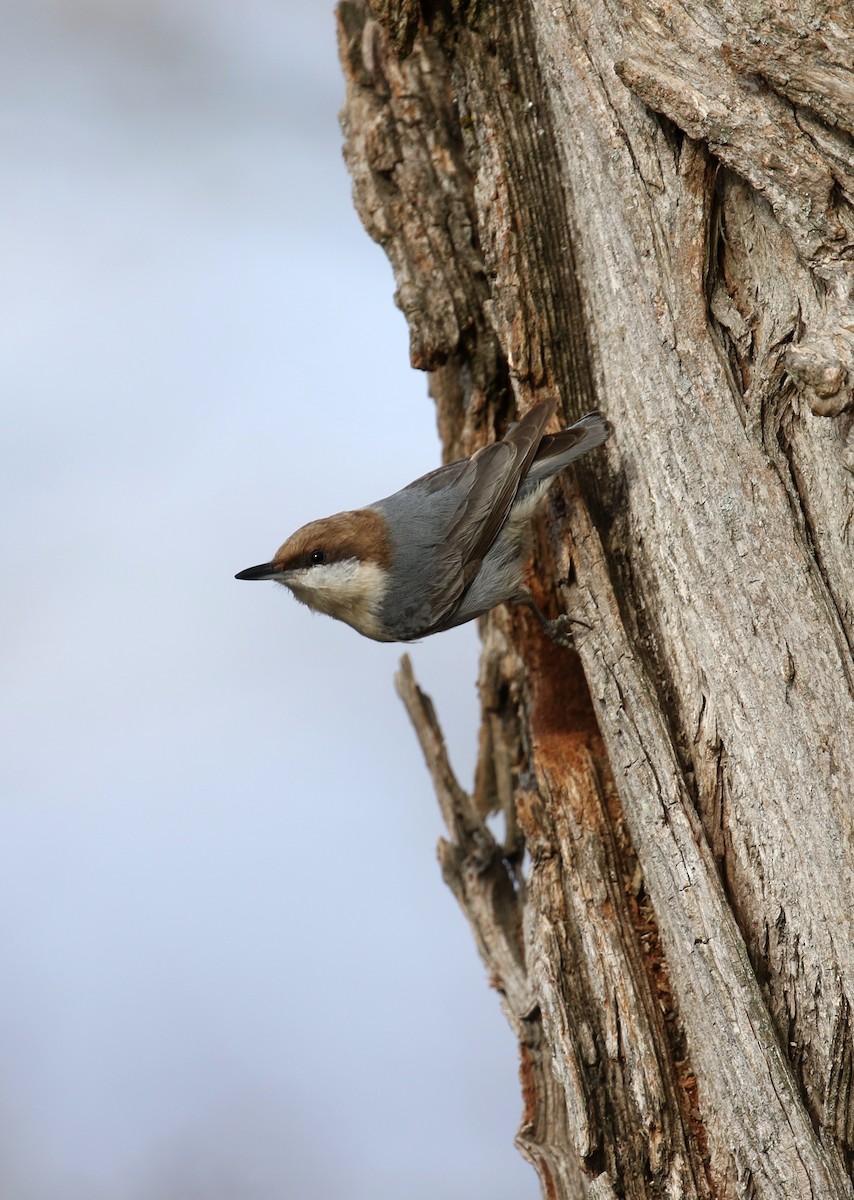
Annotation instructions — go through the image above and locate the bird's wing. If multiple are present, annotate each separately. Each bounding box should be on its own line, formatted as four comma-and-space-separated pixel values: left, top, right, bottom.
443, 399, 556, 568
401, 399, 556, 630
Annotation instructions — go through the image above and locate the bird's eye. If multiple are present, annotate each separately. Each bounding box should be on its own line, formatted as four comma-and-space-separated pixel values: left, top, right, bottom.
309, 549, 327, 566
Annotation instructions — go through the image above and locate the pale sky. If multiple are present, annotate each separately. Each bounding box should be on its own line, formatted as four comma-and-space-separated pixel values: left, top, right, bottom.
0, 1, 538, 1197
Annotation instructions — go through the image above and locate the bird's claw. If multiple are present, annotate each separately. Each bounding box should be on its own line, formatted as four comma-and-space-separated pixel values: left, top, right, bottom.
523, 597, 590, 646
543, 613, 589, 647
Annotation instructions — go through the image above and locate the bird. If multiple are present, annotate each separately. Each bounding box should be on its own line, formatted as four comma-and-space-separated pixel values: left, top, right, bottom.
235, 399, 611, 644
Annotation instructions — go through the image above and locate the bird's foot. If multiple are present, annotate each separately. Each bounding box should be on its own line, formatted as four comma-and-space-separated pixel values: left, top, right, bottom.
542, 613, 590, 647
524, 599, 590, 647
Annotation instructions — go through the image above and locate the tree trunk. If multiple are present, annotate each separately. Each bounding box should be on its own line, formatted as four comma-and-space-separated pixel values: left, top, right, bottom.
336, 1, 854, 1196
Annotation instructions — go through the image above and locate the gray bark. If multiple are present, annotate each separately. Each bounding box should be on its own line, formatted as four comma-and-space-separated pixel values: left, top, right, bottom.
337, 1, 854, 1195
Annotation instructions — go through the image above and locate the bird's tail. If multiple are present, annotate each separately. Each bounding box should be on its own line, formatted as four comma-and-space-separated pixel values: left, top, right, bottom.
527, 410, 612, 482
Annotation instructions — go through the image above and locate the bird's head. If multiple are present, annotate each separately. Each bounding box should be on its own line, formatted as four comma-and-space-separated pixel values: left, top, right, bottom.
235, 508, 394, 640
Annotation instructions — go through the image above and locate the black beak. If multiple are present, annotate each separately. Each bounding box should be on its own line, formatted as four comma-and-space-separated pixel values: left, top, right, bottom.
235, 562, 280, 581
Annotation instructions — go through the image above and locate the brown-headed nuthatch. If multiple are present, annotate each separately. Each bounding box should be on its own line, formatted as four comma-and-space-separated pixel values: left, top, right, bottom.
236, 399, 611, 643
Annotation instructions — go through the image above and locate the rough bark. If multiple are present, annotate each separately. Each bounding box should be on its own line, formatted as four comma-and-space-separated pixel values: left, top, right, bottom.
337, 1, 854, 1196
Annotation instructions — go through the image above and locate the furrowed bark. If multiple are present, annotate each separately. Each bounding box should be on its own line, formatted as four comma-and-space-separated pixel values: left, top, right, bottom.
339, 1, 854, 1195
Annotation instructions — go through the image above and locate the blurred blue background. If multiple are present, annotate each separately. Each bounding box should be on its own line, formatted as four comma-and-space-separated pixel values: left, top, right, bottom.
0, 1, 538, 1197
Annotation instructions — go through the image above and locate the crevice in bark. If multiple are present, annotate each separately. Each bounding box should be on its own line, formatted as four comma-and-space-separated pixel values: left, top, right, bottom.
449, 6, 600, 412
758, 390, 854, 674
775, 413, 854, 663
827, 994, 854, 1165
706, 171, 752, 398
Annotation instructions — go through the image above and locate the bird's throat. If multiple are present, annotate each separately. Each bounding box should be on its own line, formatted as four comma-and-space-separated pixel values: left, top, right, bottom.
282, 559, 390, 641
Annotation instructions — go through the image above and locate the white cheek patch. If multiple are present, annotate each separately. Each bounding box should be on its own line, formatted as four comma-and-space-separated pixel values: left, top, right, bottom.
281, 559, 389, 639
289, 560, 364, 593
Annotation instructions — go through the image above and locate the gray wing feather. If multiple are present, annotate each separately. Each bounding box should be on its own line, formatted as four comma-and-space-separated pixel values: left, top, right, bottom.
438, 398, 556, 579
375, 399, 557, 636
